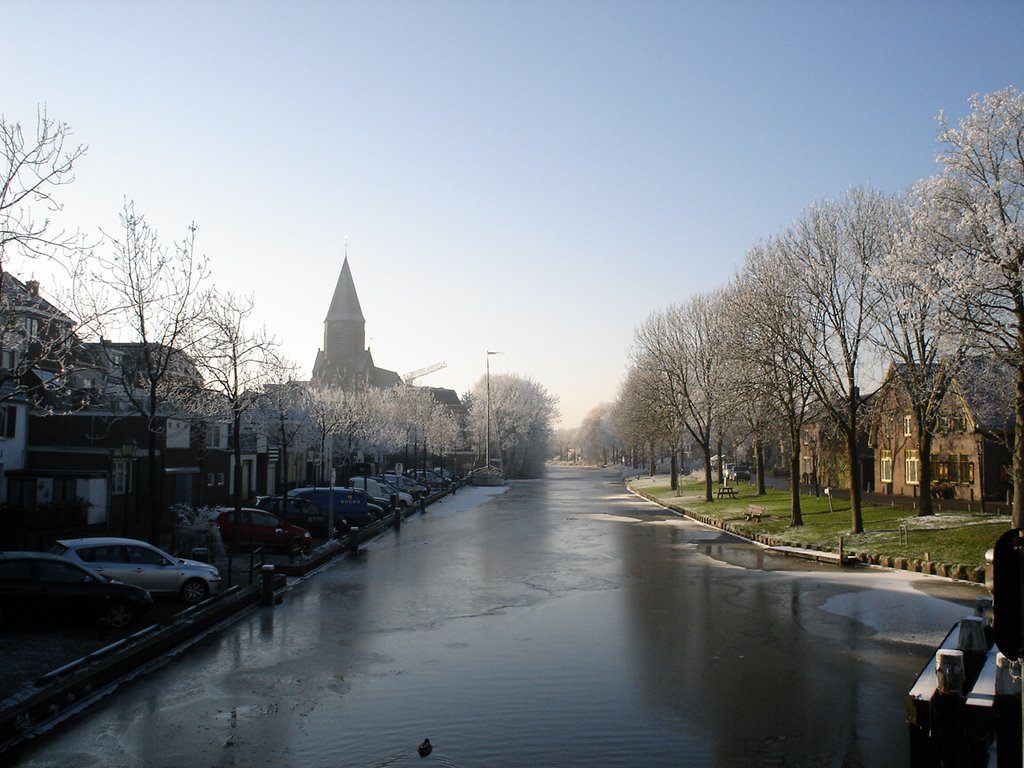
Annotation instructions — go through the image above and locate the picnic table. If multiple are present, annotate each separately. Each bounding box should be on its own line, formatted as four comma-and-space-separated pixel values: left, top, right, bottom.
716, 486, 738, 498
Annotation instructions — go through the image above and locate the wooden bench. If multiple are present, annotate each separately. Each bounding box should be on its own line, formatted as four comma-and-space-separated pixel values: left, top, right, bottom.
745, 504, 766, 521
716, 486, 738, 498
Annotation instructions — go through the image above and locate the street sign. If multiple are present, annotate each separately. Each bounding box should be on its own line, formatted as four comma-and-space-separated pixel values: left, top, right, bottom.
991, 528, 1024, 659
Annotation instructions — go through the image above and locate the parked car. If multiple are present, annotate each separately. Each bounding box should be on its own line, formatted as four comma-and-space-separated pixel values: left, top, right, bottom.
215, 508, 312, 554
373, 477, 413, 508
347, 476, 396, 512
407, 468, 446, 489
383, 473, 429, 499
0, 551, 154, 629
288, 486, 378, 528
256, 495, 338, 538
727, 464, 752, 482
49, 537, 221, 605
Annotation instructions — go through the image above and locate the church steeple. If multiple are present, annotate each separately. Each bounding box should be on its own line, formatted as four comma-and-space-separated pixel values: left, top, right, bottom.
314, 255, 368, 384
325, 256, 364, 324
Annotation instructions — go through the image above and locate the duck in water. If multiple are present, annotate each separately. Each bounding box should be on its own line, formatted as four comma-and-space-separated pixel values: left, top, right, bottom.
418, 739, 432, 757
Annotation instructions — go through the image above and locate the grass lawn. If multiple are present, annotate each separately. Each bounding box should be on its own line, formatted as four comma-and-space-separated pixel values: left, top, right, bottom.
630, 475, 1011, 572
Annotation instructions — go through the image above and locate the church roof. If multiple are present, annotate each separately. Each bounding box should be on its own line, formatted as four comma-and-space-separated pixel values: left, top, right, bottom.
325, 257, 364, 323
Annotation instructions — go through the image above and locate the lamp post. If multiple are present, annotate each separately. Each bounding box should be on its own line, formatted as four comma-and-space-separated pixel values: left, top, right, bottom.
485, 351, 500, 469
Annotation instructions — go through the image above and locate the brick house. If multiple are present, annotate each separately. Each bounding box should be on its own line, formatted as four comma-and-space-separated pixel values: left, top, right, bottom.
868, 360, 1013, 506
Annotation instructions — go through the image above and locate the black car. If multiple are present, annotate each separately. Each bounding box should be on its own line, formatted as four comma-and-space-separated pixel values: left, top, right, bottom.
0, 551, 154, 630
255, 495, 338, 538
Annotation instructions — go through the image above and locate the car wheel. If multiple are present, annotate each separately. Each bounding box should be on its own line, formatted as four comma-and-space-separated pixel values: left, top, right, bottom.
104, 601, 134, 629
180, 578, 209, 604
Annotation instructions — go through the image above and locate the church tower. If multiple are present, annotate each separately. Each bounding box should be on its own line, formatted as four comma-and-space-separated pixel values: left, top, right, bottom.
324, 256, 365, 366
312, 256, 400, 389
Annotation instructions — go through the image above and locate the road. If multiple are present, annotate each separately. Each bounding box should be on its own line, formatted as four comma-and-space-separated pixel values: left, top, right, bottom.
11, 466, 987, 767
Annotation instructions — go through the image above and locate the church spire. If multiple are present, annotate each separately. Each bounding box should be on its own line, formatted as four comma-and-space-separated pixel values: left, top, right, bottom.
325, 256, 364, 323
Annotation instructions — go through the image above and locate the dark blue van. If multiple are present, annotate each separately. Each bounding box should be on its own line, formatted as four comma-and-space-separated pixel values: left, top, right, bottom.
288, 487, 374, 527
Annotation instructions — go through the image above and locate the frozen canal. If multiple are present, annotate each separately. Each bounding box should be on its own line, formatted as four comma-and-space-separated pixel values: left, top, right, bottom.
14, 466, 988, 767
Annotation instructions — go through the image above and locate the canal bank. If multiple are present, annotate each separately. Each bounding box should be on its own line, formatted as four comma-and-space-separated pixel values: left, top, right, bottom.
626, 473, 997, 585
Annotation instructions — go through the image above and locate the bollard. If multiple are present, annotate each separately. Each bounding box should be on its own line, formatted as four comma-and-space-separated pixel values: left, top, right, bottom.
260, 564, 276, 607
420, 497, 426, 514
936, 649, 966, 695
933, 649, 970, 767
348, 527, 360, 556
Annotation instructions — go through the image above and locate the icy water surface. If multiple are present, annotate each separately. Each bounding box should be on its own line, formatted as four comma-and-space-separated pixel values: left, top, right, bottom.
14, 467, 985, 767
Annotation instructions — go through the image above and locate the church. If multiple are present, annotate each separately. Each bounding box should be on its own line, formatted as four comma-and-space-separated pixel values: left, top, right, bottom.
311, 257, 401, 389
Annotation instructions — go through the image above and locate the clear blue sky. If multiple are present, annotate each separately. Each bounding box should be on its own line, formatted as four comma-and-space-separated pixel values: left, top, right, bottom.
4, 1, 1022, 428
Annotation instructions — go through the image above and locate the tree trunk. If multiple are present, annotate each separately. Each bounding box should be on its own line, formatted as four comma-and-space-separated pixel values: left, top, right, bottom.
846, 395, 864, 533
789, 444, 804, 526
1014, 351, 1024, 529
702, 444, 714, 502
754, 439, 766, 496
917, 426, 934, 517
670, 446, 678, 491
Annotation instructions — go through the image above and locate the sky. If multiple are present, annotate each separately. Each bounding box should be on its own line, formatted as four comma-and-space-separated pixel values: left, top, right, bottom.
3, 1, 1022, 429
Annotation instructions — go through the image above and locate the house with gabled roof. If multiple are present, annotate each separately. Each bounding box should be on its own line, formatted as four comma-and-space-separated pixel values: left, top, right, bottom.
868, 358, 1014, 507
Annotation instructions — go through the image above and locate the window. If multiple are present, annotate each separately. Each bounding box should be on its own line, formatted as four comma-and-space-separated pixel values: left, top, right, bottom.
959, 454, 974, 484
948, 454, 959, 483
23, 317, 40, 339
905, 449, 920, 485
112, 459, 132, 495
903, 415, 913, 437
880, 450, 893, 483
52, 478, 78, 501
0, 405, 16, 438
206, 424, 227, 449
1, 348, 17, 369
932, 454, 949, 482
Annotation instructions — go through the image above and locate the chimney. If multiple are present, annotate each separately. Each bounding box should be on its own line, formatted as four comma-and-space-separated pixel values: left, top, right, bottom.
25, 280, 39, 296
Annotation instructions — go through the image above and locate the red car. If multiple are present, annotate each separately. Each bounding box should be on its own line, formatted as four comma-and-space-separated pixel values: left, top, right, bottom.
215, 507, 312, 554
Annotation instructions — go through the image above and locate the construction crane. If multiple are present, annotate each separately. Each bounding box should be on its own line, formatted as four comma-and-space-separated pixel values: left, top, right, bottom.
402, 362, 446, 384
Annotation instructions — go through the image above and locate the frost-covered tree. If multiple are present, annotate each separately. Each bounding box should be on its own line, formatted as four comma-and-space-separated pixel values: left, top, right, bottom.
469, 373, 557, 478
575, 403, 624, 466
867, 191, 977, 516
917, 87, 1024, 527
631, 293, 728, 501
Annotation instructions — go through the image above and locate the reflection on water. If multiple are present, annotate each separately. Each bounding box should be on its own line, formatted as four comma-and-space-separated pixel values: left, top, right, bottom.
16, 467, 975, 768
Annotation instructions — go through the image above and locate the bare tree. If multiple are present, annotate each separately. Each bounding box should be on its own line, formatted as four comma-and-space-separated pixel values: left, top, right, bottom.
788, 187, 896, 533
614, 363, 683, 478
728, 238, 817, 524
74, 201, 210, 543
188, 290, 282, 513
918, 87, 1024, 527
1, 108, 94, 409
1, 107, 87, 265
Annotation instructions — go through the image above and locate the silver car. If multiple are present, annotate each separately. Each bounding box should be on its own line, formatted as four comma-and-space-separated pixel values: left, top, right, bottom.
50, 537, 221, 604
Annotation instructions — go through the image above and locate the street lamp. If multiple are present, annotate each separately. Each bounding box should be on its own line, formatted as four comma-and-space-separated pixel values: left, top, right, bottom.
485, 351, 500, 470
